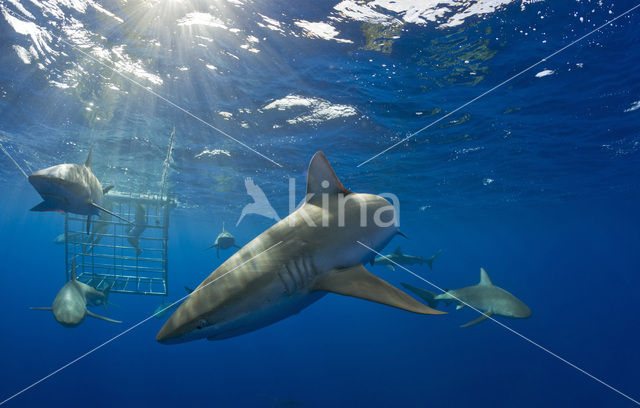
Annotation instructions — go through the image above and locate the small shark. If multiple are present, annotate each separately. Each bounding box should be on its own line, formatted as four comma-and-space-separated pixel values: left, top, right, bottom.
53, 233, 66, 245
87, 281, 115, 312
84, 198, 113, 253
30, 261, 121, 327
127, 203, 147, 256
28, 148, 130, 234
373, 247, 442, 271
157, 151, 444, 344
206, 222, 240, 258
402, 268, 531, 327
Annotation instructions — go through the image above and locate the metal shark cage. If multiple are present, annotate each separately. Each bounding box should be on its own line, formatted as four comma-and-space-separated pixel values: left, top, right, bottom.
64, 192, 176, 296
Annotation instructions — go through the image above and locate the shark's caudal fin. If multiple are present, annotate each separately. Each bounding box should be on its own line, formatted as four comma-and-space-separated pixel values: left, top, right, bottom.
424, 250, 442, 270
29, 307, 53, 311
312, 264, 445, 315
306, 151, 351, 203
90, 202, 133, 225
400, 283, 440, 309
479, 267, 493, 286
84, 147, 92, 167
86, 310, 122, 324
460, 313, 492, 328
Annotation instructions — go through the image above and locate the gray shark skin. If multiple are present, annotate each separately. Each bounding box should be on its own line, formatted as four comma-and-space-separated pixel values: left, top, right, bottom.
28, 149, 129, 233
127, 203, 147, 256
373, 247, 442, 271
157, 151, 444, 344
402, 268, 531, 327
30, 262, 121, 327
206, 222, 240, 258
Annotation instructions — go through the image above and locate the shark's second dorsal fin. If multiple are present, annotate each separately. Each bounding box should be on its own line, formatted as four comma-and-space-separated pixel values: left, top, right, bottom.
85, 147, 93, 168
306, 151, 351, 202
394, 246, 403, 255
311, 264, 445, 315
479, 268, 493, 286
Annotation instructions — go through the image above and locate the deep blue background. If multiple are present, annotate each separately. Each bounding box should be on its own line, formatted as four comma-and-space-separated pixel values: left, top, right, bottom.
1, 0, 639, 407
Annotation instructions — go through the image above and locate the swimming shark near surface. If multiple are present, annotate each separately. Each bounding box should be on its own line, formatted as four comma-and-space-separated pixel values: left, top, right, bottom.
206, 222, 240, 258
402, 268, 531, 327
127, 203, 147, 256
28, 148, 131, 234
373, 247, 442, 271
156, 151, 444, 344
30, 261, 122, 327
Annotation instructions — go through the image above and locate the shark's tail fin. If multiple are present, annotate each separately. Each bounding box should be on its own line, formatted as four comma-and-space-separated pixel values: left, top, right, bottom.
401, 283, 440, 309
424, 249, 443, 270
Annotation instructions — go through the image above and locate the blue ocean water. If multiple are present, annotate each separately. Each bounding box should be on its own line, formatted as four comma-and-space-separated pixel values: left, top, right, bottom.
0, 0, 639, 406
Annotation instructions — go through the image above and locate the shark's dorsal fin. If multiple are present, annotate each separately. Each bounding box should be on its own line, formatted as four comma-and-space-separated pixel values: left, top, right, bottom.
394, 246, 403, 255
479, 268, 493, 286
85, 147, 93, 168
306, 151, 351, 202
311, 264, 445, 315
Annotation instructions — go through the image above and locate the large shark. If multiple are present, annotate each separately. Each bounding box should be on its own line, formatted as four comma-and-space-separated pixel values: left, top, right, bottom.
157, 151, 444, 344
373, 247, 442, 271
205, 222, 240, 258
28, 149, 130, 234
402, 268, 531, 327
30, 261, 122, 327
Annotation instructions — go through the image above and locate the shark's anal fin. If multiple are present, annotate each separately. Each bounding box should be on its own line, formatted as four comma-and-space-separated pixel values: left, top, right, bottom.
30, 307, 53, 311
460, 313, 492, 328
90, 202, 133, 225
311, 264, 445, 315
86, 310, 122, 324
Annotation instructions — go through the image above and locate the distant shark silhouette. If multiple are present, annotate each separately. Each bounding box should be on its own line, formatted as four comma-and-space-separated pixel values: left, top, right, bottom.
373, 247, 442, 271
30, 261, 121, 327
157, 151, 444, 344
28, 148, 131, 234
402, 268, 531, 327
236, 177, 280, 226
206, 222, 240, 258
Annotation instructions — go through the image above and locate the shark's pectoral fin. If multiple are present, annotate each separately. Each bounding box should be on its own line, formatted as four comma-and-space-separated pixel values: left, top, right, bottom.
385, 264, 395, 271
103, 185, 114, 195
90, 202, 133, 225
86, 310, 122, 324
311, 264, 445, 315
456, 304, 464, 310
30, 307, 53, 311
460, 313, 492, 328
30, 201, 64, 213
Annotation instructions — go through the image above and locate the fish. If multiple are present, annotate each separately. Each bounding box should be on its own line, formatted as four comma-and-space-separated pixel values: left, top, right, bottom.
30, 261, 121, 327
156, 151, 444, 344
28, 148, 130, 234
402, 267, 532, 327
205, 222, 240, 258
127, 203, 147, 256
373, 247, 442, 271
84, 198, 113, 253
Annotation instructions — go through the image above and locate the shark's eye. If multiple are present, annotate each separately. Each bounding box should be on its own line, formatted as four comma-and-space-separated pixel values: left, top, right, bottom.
196, 319, 207, 330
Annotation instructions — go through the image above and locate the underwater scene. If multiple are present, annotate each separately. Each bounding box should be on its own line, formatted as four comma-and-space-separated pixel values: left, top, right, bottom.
0, 0, 639, 406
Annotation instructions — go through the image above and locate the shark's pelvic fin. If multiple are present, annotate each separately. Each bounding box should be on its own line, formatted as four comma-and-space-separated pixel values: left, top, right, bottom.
461, 313, 492, 328
90, 202, 133, 225
85, 147, 93, 167
29, 307, 53, 311
385, 264, 395, 271
400, 283, 440, 309
306, 151, 351, 202
479, 267, 493, 286
311, 264, 445, 315
86, 310, 122, 324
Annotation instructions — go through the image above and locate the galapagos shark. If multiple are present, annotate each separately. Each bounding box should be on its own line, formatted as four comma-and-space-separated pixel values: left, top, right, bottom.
206, 222, 240, 258
156, 151, 444, 344
30, 261, 122, 327
28, 148, 130, 234
127, 203, 147, 256
402, 268, 531, 327
373, 247, 442, 271
84, 198, 113, 253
